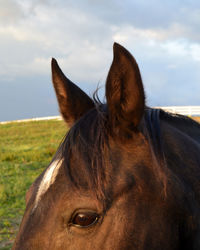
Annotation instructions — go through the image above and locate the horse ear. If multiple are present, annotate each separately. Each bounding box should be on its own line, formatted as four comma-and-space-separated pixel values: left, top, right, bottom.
51, 58, 94, 127
106, 43, 145, 133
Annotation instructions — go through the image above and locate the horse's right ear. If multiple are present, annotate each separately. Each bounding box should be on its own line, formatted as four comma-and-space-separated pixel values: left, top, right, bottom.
106, 43, 145, 136
51, 59, 94, 127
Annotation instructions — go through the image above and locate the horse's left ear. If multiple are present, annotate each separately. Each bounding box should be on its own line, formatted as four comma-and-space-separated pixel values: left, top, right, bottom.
106, 43, 145, 133
51, 58, 95, 127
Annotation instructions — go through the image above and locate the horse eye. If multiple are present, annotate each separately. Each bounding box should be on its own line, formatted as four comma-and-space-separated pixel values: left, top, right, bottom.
71, 212, 100, 228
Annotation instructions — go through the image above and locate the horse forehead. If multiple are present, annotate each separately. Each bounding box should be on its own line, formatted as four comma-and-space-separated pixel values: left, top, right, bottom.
34, 158, 63, 207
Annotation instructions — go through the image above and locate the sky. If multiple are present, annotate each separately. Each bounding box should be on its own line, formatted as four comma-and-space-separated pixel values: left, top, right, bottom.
0, 0, 200, 121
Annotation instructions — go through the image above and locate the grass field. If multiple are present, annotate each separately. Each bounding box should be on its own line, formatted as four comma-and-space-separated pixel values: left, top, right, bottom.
0, 119, 66, 250
0, 116, 199, 250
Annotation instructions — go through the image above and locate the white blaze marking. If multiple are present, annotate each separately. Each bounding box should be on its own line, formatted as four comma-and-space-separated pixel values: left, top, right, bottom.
34, 158, 63, 207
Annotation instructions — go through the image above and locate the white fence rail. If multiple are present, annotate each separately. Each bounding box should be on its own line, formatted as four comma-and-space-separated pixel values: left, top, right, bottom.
0, 106, 200, 124
0, 116, 62, 124
156, 106, 200, 116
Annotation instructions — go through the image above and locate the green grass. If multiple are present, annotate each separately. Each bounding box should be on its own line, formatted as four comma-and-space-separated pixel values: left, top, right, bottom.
0, 119, 66, 249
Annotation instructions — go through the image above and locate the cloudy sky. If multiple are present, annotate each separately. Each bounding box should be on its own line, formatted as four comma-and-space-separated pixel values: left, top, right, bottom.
0, 0, 200, 121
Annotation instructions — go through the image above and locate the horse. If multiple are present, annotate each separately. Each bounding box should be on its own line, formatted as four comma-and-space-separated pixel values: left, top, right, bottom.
13, 43, 200, 250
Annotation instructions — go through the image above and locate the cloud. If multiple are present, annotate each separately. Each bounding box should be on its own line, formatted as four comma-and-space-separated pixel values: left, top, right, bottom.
0, 0, 24, 24
0, 2, 114, 84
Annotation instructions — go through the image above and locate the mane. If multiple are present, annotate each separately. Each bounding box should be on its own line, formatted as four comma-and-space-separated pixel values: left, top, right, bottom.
58, 104, 171, 201
58, 101, 200, 201
60, 101, 109, 200
58, 102, 193, 201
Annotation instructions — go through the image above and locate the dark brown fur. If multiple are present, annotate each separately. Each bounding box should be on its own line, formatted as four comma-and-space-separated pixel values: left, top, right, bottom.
13, 43, 200, 250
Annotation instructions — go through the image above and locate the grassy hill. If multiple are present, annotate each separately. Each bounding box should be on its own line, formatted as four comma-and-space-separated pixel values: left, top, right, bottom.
0, 119, 66, 250
0, 116, 200, 249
